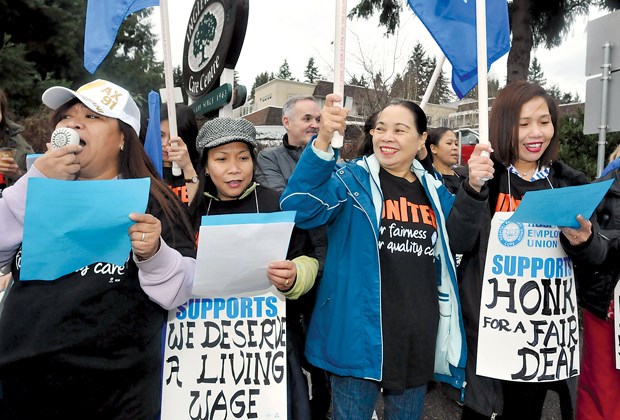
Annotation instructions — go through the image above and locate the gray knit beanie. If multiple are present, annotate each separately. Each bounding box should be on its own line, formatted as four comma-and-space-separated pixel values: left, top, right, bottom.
196, 117, 257, 153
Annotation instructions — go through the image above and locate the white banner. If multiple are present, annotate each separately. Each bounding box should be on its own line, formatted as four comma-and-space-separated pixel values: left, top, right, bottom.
614, 281, 620, 369
161, 290, 287, 419
477, 212, 580, 382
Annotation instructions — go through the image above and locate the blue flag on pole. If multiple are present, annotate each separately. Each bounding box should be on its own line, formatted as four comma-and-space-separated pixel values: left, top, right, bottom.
144, 91, 163, 178
84, 0, 159, 74
407, 0, 511, 98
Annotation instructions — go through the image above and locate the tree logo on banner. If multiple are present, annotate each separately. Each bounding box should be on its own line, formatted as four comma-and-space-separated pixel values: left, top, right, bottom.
183, 0, 249, 99
498, 220, 524, 247
188, 4, 223, 72
193, 12, 218, 67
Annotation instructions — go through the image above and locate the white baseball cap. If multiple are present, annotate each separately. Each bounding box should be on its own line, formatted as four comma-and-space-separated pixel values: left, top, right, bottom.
42, 79, 141, 136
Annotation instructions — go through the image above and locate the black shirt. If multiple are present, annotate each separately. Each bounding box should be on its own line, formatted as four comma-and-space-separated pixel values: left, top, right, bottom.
378, 168, 439, 390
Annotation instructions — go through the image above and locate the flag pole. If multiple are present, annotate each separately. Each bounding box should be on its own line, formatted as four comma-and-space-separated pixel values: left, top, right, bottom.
476, 0, 490, 149
331, 0, 347, 149
420, 53, 446, 111
159, 0, 181, 176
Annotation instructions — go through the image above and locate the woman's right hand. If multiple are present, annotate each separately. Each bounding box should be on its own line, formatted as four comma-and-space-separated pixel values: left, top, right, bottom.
166, 136, 193, 172
467, 143, 495, 192
33, 143, 82, 180
315, 93, 349, 152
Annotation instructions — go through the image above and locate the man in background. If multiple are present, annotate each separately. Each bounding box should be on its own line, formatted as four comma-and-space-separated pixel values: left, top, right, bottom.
256, 95, 320, 191
256, 95, 331, 419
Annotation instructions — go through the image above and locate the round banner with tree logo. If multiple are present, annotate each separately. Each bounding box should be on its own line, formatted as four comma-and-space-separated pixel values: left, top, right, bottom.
183, 0, 248, 99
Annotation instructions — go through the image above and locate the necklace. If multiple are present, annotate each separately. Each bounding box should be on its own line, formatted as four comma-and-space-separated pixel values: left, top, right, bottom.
520, 168, 534, 177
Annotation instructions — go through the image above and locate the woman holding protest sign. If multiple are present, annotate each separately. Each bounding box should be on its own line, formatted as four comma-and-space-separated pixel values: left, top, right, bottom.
189, 116, 318, 420
0, 79, 196, 418
447, 81, 588, 419
280, 94, 466, 419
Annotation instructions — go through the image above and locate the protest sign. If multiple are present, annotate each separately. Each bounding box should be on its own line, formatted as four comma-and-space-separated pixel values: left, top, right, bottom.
614, 281, 620, 369
477, 212, 579, 382
161, 290, 287, 419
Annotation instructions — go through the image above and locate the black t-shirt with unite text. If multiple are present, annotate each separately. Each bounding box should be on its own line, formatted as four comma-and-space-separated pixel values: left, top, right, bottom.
378, 168, 439, 390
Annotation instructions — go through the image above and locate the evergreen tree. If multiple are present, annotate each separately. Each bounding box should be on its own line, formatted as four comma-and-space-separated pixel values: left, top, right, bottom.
96, 10, 164, 108
0, 1, 164, 117
304, 57, 321, 83
547, 83, 580, 104
348, 74, 368, 87
277, 59, 294, 80
389, 73, 405, 99
426, 57, 452, 104
489, 78, 501, 98
250, 71, 274, 101
528, 56, 547, 87
463, 77, 502, 100
403, 42, 431, 101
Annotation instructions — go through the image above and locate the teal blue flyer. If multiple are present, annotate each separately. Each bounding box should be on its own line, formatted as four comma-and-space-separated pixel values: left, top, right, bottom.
20, 177, 150, 280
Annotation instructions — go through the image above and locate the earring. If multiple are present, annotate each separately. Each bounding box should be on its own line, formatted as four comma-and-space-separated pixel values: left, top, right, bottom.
120, 144, 124, 151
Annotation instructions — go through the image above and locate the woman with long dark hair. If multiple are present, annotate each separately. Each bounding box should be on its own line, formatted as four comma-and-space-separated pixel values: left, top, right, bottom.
0, 79, 195, 419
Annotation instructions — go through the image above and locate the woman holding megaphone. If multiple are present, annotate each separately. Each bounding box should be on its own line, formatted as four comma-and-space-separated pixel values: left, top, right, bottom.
0, 79, 195, 418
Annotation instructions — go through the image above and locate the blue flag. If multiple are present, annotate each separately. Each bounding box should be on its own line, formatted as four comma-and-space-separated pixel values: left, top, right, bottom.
84, 0, 159, 74
144, 91, 163, 178
407, 0, 511, 98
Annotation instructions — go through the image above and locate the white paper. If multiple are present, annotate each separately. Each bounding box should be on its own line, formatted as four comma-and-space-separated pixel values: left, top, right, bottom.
192, 220, 294, 297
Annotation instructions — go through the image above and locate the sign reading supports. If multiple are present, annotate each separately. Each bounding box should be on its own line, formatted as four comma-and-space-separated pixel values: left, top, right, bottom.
190, 83, 232, 116
161, 292, 287, 419
476, 213, 580, 382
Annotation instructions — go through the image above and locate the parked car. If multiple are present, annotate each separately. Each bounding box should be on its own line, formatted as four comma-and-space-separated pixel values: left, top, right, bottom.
453, 128, 479, 165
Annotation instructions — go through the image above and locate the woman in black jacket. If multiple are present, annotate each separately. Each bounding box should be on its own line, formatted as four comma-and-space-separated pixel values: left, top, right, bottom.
447, 81, 586, 420
561, 168, 620, 420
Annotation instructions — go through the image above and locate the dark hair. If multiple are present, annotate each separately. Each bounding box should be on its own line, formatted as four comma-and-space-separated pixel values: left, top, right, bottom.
0, 90, 9, 143
160, 103, 200, 165
51, 98, 194, 242
356, 111, 378, 157
358, 101, 427, 157
425, 127, 454, 159
188, 141, 258, 221
489, 80, 559, 167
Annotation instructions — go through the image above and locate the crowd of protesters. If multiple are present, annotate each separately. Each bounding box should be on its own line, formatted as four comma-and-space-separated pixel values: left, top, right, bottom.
0, 78, 619, 420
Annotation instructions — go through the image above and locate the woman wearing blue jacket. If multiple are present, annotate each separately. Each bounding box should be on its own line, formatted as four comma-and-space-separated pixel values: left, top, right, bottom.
280, 94, 466, 419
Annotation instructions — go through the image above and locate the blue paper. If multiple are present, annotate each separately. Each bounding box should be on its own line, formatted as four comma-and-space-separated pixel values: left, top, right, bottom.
20, 178, 151, 280
508, 179, 614, 228
25, 154, 44, 171
201, 211, 297, 227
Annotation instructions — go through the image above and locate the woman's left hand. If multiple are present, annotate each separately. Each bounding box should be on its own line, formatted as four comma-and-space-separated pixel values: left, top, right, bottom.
128, 212, 162, 260
267, 260, 296, 291
560, 214, 592, 246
